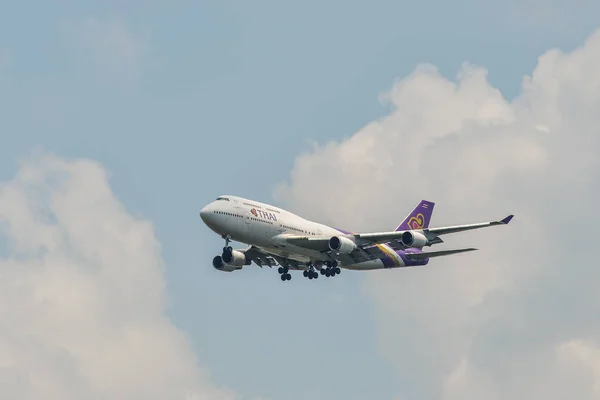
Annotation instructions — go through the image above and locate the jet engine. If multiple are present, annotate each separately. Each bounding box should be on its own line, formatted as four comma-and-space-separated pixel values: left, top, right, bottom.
328, 236, 356, 254
212, 249, 247, 272
222, 249, 247, 266
400, 231, 429, 248
212, 255, 243, 272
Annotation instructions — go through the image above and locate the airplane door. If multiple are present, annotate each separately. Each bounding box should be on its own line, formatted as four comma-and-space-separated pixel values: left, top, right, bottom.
232, 199, 244, 234
244, 208, 251, 234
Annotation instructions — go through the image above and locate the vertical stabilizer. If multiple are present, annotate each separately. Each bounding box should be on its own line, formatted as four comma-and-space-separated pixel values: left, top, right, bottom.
395, 200, 435, 231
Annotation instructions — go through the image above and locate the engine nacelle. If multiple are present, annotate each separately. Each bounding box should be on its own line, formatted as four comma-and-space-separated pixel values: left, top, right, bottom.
212, 250, 246, 272
221, 249, 247, 267
328, 236, 357, 254
212, 255, 240, 272
400, 231, 429, 248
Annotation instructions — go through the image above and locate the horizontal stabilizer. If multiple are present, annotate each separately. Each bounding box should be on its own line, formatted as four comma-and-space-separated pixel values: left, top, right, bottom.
405, 248, 477, 260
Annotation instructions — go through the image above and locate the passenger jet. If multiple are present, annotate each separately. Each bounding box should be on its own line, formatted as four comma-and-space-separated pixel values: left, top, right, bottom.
199, 195, 513, 282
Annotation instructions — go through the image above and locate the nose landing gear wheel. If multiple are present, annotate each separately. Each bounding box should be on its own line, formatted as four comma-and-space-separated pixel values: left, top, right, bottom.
222, 247, 233, 261
221, 235, 233, 259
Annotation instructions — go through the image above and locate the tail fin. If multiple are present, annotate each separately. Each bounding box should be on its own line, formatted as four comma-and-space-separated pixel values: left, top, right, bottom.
395, 200, 435, 231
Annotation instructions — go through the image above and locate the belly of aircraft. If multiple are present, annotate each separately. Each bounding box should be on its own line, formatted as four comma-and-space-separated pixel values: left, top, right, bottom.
343, 259, 385, 270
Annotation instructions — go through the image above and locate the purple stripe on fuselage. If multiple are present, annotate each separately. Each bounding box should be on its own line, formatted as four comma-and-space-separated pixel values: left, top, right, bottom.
380, 253, 397, 268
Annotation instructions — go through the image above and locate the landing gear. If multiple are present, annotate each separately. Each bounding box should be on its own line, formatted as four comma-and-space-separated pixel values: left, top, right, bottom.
222, 234, 231, 247
221, 235, 233, 259
321, 260, 341, 277
278, 265, 291, 281
303, 263, 319, 280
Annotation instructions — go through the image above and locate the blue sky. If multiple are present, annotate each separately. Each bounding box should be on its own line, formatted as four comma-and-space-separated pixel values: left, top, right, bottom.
1, 2, 600, 399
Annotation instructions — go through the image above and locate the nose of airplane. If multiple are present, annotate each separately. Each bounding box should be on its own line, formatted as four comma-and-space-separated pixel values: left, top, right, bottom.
199, 205, 210, 222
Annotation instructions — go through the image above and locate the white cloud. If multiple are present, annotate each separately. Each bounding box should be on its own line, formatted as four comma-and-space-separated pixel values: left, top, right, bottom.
0, 152, 237, 400
276, 29, 600, 399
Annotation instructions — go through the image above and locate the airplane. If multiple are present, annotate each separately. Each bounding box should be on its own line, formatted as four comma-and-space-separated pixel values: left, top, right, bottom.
199, 195, 513, 282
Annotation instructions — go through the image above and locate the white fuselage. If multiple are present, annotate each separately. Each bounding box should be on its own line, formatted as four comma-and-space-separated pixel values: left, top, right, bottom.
199, 195, 398, 270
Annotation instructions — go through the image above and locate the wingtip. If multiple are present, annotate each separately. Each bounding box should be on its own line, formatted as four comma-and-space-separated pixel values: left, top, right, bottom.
500, 214, 514, 224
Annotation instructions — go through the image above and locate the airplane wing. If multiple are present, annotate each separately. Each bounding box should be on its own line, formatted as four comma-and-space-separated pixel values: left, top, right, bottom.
357, 214, 514, 243
239, 246, 277, 267
283, 214, 513, 263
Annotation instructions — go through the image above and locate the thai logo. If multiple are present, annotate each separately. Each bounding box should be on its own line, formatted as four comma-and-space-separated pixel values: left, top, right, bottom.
250, 208, 277, 221
408, 213, 425, 230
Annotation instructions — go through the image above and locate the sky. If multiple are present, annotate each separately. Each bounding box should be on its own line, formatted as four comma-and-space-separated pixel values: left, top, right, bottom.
0, 1, 600, 399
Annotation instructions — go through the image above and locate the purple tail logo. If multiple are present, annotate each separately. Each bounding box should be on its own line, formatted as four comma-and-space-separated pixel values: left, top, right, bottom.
407, 213, 425, 230
395, 200, 435, 231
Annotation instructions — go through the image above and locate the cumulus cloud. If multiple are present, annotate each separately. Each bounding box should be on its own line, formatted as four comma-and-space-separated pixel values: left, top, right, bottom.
0, 153, 236, 400
276, 29, 600, 399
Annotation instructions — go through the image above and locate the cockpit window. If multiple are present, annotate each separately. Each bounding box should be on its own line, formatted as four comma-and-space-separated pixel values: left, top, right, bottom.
215, 197, 230, 201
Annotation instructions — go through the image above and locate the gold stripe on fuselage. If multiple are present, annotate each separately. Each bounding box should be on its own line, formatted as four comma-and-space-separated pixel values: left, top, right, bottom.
375, 243, 401, 267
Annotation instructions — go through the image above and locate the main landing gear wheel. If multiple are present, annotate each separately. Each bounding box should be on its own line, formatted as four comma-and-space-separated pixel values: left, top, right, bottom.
303, 270, 318, 279
278, 266, 291, 281
303, 263, 318, 280
322, 261, 341, 277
